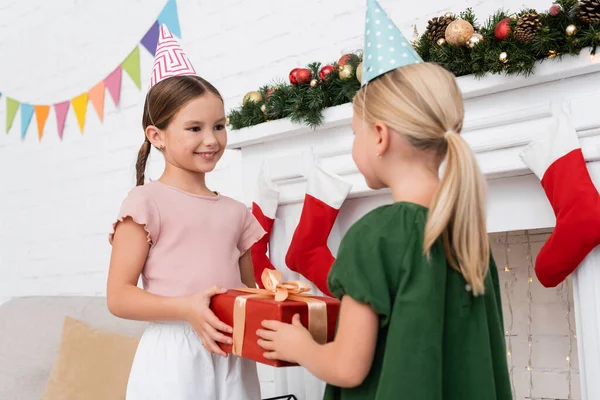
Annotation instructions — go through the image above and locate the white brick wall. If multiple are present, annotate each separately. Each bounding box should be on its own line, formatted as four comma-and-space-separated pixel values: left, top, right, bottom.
0, 0, 578, 399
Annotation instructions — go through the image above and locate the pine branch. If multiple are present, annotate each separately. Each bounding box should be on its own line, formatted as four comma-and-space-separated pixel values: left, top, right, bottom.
227, 4, 600, 131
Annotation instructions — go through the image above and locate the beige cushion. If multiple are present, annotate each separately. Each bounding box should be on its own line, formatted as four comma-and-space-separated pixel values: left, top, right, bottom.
0, 296, 145, 400
42, 317, 139, 399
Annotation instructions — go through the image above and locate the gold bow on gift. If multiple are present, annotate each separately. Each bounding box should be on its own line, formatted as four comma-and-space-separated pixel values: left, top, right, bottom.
261, 269, 312, 301
231, 269, 328, 357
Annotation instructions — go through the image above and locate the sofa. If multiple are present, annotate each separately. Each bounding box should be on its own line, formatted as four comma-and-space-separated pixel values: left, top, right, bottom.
0, 296, 145, 400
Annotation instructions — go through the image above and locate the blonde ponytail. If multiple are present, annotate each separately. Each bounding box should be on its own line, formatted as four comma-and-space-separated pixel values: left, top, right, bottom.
353, 62, 489, 295
423, 131, 489, 295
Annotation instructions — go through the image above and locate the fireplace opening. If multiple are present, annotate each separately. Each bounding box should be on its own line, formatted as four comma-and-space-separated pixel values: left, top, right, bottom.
492, 229, 580, 400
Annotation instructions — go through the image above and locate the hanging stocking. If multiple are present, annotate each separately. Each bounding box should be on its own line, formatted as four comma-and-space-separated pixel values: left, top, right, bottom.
250, 166, 280, 289
285, 162, 352, 296
519, 104, 600, 287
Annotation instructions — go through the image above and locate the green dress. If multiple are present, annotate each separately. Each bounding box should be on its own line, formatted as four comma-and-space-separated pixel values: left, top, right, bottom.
324, 202, 512, 400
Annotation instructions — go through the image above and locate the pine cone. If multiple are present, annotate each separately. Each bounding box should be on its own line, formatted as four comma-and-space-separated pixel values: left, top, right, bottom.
514, 12, 542, 43
425, 15, 455, 42
577, 0, 600, 24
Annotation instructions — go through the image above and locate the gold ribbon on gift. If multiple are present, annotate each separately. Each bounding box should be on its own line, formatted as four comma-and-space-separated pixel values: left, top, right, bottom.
231, 269, 328, 357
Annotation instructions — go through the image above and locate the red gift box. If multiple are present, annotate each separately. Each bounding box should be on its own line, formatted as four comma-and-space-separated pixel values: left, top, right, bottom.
211, 271, 340, 367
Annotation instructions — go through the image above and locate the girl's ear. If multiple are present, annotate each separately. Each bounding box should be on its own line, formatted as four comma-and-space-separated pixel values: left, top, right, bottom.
373, 122, 391, 157
145, 126, 165, 150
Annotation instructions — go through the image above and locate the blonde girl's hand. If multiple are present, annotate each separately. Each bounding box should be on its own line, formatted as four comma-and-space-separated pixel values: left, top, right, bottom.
184, 286, 233, 357
256, 314, 314, 363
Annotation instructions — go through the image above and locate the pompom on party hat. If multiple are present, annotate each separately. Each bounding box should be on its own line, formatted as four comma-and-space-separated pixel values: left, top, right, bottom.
361, 0, 422, 85
149, 24, 196, 88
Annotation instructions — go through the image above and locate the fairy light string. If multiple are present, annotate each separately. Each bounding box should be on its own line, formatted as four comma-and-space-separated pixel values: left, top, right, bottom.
559, 277, 575, 400
502, 232, 517, 398
525, 230, 534, 398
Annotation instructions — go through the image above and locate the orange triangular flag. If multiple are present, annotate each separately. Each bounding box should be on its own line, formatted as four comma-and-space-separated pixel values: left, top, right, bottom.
88, 81, 105, 122
71, 93, 88, 133
34, 105, 50, 140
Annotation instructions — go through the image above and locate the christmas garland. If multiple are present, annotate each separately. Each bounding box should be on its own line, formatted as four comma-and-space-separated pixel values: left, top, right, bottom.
228, 0, 600, 131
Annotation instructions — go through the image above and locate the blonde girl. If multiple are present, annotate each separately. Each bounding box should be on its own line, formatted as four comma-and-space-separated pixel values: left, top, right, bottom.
257, 62, 512, 400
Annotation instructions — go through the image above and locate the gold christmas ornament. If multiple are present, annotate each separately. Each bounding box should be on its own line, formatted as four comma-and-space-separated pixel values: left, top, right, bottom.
310, 79, 319, 87
243, 91, 263, 105
548, 50, 558, 58
466, 33, 484, 49
445, 19, 475, 46
509, 13, 518, 20
260, 104, 267, 114
226, 117, 230, 126
566, 24, 578, 36
356, 62, 363, 83
499, 51, 508, 63
339, 64, 354, 80
437, 38, 447, 46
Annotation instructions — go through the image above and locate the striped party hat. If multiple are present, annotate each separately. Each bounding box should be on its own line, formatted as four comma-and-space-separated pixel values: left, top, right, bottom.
362, 0, 422, 85
149, 24, 196, 88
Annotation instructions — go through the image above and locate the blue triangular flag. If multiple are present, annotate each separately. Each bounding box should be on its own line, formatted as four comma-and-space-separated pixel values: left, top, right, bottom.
141, 21, 160, 55
362, 0, 422, 85
157, 0, 181, 38
20, 104, 34, 140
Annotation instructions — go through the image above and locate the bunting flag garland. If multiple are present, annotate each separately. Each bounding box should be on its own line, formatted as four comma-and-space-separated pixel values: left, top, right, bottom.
105, 67, 123, 107
88, 82, 105, 122
54, 101, 70, 140
2, 0, 181, 141
71, 93, 89, 134
5, 98, 18, 133
20, 104, 34, 140
157, 0, 181, 38
122, 47, 142, 89
141, 22, 160, 56
34, 105, 50, 140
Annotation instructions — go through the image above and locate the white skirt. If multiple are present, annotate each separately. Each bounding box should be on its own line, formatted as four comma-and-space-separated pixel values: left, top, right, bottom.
126, 321, 261, 400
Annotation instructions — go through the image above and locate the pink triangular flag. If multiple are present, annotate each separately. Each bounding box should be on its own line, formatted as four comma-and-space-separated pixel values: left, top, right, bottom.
54, 101, 70, 140
150, 24, 196, 88
105, 66, 122, 106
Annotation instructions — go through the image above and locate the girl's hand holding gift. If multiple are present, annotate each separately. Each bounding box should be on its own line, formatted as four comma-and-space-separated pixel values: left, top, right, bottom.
184, 286, 234, 357
257, 314, 314, 363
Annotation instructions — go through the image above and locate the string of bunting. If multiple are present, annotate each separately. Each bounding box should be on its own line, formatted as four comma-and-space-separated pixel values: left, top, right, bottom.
0, 0, 181, 141
227, 0, 600, 131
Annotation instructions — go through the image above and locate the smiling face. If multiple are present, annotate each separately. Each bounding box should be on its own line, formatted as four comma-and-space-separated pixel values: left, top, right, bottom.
161, 93, 227, 174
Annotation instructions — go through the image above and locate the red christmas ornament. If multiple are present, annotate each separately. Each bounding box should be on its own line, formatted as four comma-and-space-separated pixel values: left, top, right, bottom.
289, 68, 301, 85
549, 4, 561, 16
338, 54, 352, 66
494, 18, 511, 41
266, 88, 275, 98
295, 68, 312, 85
319, 65, 336, 80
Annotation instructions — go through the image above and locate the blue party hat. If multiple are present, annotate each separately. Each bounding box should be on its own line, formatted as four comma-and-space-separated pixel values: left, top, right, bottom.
362, 0, 423, 85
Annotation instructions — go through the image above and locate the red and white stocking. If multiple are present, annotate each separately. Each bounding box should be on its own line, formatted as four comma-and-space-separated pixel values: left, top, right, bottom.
520, 105, 600, 287
250, 166, 280, 289
285, 162, 352, 296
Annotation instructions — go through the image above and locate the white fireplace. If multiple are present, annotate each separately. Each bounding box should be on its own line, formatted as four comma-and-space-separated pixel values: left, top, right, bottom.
226, 50, 600, 400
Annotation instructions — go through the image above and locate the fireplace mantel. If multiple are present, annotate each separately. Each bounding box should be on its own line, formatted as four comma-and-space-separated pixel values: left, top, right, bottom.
227, 50, 600, 400
228, 51, 600, 235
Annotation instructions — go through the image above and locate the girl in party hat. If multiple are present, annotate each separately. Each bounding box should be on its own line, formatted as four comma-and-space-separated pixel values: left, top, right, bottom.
257, 1, 512, 398
107, 25, 264, 399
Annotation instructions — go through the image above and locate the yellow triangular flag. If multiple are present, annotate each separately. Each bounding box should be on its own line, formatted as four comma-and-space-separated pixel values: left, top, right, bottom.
71, 93, 88, 133
34, 105, 50, 140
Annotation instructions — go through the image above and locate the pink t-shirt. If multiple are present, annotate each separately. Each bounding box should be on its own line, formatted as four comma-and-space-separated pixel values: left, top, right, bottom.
109, 181, 266, 297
